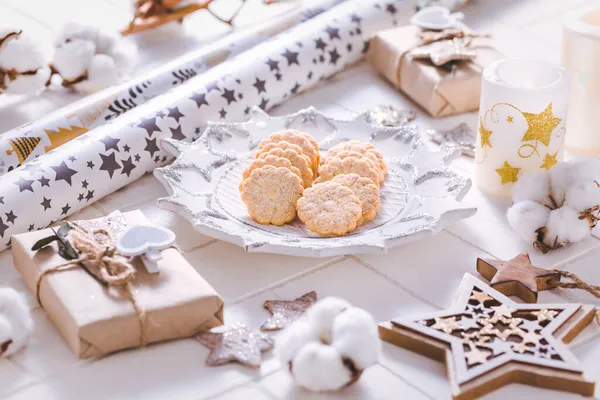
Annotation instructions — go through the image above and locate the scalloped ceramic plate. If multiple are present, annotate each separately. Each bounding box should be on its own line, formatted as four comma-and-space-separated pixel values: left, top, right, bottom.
154, 106, 476, 257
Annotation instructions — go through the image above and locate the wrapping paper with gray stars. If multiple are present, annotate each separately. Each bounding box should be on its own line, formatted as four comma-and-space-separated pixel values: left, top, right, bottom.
0, 0, 348, 177
0, 0, 406, 248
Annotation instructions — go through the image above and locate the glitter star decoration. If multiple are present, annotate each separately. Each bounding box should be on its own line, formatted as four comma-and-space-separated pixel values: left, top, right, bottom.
521, 102, 562, 147
540, 152, 558, 170
477, 252, 561, 303
196, 324, 274, 368
379, 274, 596, 399
410, 38, 477, 66
495, 161, 520, 185
478, 117, 492, 148
261, 291, 317, 331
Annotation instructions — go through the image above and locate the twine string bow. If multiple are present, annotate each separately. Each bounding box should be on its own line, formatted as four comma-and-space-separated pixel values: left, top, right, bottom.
36, 224, 147, 346
551, 269, 600, 326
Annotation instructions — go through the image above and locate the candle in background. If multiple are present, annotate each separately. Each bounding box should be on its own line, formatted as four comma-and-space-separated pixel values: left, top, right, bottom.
475, 58, 569, 198
563, 6, 600, 155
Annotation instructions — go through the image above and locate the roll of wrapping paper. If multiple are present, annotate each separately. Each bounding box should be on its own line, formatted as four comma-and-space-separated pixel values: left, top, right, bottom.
563, 6, 600, 155
0, 0, 406, 248
0, 0, 347, 176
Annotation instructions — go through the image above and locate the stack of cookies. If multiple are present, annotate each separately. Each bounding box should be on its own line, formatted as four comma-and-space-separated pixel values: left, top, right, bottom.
298, 141, 386, 236
240, 130, 387, 237
240, 129, 319, 226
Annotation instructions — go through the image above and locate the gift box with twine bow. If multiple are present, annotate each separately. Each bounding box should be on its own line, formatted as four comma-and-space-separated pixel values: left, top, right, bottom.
12, 210, 224, 358
367, 24, 504, 117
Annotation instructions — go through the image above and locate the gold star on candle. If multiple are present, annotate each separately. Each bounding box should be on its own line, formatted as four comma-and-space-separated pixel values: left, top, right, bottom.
540, 152, 558, 170
496, 161, 520, 185
506, 116, 514, 123
521, 103, 561, 147
479, 117, 492, 148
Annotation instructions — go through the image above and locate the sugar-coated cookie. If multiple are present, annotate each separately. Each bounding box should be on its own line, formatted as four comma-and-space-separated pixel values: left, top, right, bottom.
259, 130, 319, 175
324, 150, 384, 185
243, 154, 302, 181
330, 174, 380, 226
241, 165, 304, 226
327, 140, 387, 176
297, 181, 362, 236
316, 156, 380, 187
259, 147, 313, 188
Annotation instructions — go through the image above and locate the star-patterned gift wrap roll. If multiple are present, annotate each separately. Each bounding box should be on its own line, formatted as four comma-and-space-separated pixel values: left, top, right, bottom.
475, 58, 569, 198
0, 0, 348, 176
0, 0, 406, 248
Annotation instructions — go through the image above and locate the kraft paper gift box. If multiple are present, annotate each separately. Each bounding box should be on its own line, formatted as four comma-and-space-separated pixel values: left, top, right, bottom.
12, 210, 224, 358
367, 24, 504, 117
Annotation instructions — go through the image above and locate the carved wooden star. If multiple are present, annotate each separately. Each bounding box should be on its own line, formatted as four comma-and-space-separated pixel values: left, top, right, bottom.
261, 291, 317, 331
477, 252, 561, 303
380, 274, 595, 399
196, 324, 274, 368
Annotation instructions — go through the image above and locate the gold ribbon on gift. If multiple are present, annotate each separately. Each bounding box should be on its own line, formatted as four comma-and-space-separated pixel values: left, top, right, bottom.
35, 224, 148, 346
367, 25, 504, 118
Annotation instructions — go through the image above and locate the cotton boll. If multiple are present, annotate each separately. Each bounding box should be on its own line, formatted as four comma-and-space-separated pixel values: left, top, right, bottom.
51, 23, 136, 92
274, 319, 318, 366
511, 170, 552, 208
306, 297, 351, 344
571, 157, 600, 184
4, 67, 51, 94
564, 180, 600, 211
544, 206, 591, 247
292, 342, 351, 392
0, 33, 47, 72
52, 39, 95, 80
549, 162, 577, 206
76, 54, 119, 93
331, 308, 380, 369
0, 288, 33, 358
506, 201, 550, 243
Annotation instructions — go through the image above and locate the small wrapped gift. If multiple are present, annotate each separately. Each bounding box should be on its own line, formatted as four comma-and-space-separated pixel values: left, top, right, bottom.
367, 25, 504, 117
12, 210, 224, 358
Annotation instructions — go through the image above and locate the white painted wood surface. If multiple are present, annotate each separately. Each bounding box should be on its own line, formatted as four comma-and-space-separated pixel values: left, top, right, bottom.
1, 0, 599, 399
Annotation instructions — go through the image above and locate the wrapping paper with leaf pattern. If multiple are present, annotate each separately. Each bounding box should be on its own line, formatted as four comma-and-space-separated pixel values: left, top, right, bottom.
0, 0, 407, 249
0, 0, 346, 175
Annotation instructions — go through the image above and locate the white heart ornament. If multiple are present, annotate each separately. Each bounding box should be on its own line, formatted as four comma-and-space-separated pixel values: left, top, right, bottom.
410, 6, 464, 30
116, 225, 176, 273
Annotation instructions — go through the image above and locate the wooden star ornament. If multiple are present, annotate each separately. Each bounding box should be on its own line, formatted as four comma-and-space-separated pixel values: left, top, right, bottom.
261, 291, 317, 331
380, 274, 596, 399
410, 38, 477, 66
196, 324, 274, 368
477, 252, 561, 303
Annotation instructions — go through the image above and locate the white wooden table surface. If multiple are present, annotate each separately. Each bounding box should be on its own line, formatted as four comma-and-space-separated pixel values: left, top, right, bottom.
1, 0, 600, 399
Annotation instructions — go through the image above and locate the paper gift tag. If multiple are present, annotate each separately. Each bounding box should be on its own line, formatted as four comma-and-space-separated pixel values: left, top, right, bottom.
410, 6, 464, 30
116, 225, 176, 273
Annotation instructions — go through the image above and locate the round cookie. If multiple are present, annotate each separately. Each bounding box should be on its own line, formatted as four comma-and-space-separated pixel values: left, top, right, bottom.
315, 156, 380, 187
327, 140, 387, 175
324, 150, 384, 185
255, 141, 304, 160
243, 154, 302, 181
330, 174, 380, 226
297, 181, 362, 236
259, 130, 319, 175
259, 147, 313, 188
240, 165, 303, 226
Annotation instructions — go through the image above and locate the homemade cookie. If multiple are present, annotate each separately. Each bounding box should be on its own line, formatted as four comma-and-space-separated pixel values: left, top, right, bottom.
240, 165, 303, 226
315, 156, 380, 186
327, 140, 387, 176
297, 181, 362, 236
259, 130, 319, 175
255, 141, 304, 160
259, 148, 313, 188
330, 174, 380, 226
325, 150, 384, 185
243, 154, 302, 181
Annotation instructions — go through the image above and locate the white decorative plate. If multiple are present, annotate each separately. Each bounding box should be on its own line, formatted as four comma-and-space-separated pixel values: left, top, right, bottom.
154, 107, 476, 257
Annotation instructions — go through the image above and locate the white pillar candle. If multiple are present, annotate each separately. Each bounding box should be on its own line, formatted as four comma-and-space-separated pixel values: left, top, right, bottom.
475, 58, 569, 198
563, 6, 600, 155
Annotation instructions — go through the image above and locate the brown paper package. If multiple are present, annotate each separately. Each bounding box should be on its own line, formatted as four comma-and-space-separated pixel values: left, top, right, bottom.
12, 210, 224, 359
367, 25, 504, 118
